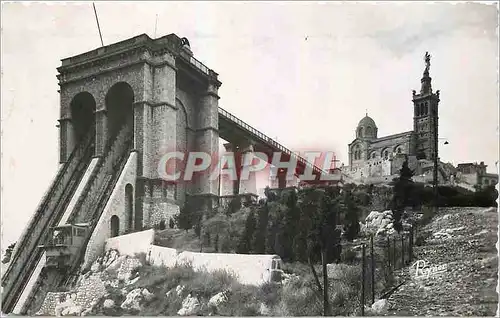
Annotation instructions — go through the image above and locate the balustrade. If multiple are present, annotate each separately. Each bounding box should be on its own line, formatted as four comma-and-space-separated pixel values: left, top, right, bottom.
218, 107, 326, 177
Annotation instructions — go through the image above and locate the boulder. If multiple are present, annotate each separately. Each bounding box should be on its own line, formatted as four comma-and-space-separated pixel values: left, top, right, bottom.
176, 285, 186, 296
141, 288, 154, 301
120, 288, 143, 311
371, 299, 389, 314
177, 294, 201, 316
103, 299, 115, 309
61, 305, 83, 316
208, 291, 229, 308
259, 302, 271, 315
208, 290, 230, 314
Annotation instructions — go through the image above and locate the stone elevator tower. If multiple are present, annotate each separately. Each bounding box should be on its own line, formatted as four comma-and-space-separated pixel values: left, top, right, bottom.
2, 33, 329, 315
58, 34, 221, 231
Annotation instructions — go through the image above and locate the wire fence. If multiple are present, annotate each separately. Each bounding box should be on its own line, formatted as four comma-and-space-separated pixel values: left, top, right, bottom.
341, 223, 417, 316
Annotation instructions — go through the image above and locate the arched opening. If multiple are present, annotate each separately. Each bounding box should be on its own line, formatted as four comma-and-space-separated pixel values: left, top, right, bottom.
134, 198, 143, 232
70, 92, 96, 142
382, 149, 389, 159
125, 184, 134, 231
357, 127, 364, 138
366, 126, 372, 137
159, 220, 166, 230
416, 105, 420, 116
354, 145, 361, 160
105, 82, 135, 141
110, 215, 120, 237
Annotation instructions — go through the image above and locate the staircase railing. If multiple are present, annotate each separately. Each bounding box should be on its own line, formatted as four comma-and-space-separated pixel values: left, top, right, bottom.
1, 130, 95, 313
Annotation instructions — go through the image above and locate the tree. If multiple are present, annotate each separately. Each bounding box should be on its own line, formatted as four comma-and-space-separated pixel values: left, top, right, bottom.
253, 202, 269, 254
391, 156, 415, 232
237, 211, 257, 254
264, 186, 278, 202
282, 189, 300, 261
297, 186, 343, 316
342, 187, 361, 241
194, 222, 202, 238
175, 207, 194, 232
214, 234, 219, 252
2, 242, 15, 264
227, 196, 242, 215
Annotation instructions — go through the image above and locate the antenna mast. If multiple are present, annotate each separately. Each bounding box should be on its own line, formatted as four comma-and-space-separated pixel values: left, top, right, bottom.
92, 3, 104, 46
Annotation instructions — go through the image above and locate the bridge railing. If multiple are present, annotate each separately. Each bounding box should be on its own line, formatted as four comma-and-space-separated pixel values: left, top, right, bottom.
188, 56, 210, 75
218, 107, 328, 176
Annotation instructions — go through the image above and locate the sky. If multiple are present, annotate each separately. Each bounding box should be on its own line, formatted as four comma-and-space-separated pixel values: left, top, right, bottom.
1, 2, 498, 249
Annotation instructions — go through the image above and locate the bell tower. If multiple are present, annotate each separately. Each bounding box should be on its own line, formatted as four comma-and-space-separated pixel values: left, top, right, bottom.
412, 52, 440, 160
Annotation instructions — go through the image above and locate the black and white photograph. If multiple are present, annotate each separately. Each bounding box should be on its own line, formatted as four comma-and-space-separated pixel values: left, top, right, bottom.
1, 1, 499, 316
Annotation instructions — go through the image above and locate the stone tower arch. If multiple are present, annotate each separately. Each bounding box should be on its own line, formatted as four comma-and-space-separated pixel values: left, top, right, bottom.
56, 34, 221, 230
105, 81, 135, 141
110, 215, 120, 237
69, 92, 96, 142
175, 98, 190, 206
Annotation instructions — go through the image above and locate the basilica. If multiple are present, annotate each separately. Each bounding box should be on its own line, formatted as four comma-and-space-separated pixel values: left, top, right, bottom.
344, 53, 441, 183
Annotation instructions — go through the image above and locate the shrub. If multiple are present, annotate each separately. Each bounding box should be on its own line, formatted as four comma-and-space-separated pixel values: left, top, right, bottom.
218, 283, 261, 316
419, 205, 435, 226
275, 278, 322, 316
227, 196, 242, 215
184, 268, 236, 299
340, 248, 359, 264
134, 252, 148, 266
257, 282, 281, 307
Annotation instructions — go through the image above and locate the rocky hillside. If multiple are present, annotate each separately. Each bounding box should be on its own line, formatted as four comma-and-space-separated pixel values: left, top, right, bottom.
16, 205, 499, 317
34, 248, 311, 316
386, 207, 498, 316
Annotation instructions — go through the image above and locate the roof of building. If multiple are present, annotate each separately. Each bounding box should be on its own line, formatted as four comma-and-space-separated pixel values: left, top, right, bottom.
370, 131, 414, 143
457, 163, 475, 167
357, 115, 377, 128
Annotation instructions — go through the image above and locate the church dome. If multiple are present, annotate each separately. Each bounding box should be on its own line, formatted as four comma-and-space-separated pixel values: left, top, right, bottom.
356, 115, 377, 139
358, 115, 377, 128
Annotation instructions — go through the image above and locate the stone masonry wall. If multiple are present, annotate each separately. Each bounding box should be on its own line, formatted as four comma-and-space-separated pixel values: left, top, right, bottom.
143, 199, 180, 229
35, 273, 107, 316
104, 229, 154, 257
82, 151, 138, 269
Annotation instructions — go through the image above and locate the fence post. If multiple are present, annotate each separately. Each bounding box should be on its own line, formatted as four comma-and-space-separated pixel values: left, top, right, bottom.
401, 235, 404, 267
386, 237, 390, 269
393, 236, 396, 270
414, 222, 418, 241
370, 235, 375, 305
361, 244, 366, 316
409, 225, 413, 263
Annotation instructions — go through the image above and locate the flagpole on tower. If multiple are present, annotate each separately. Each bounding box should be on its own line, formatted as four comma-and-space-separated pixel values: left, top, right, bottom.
92, 2, 104, 47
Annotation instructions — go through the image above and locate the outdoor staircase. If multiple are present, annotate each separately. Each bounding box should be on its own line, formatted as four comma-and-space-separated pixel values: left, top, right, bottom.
21, 121, 134, 315
1, 131, 95, 313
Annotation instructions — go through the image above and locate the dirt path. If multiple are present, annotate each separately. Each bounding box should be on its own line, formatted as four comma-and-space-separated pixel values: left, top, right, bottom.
387, 207, 498, 316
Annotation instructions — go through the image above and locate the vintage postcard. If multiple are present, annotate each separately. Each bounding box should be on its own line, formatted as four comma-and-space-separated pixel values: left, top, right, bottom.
1, 1, 498, 316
